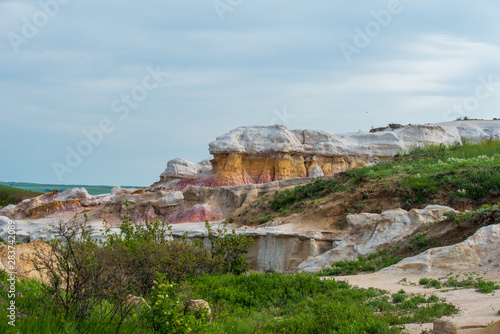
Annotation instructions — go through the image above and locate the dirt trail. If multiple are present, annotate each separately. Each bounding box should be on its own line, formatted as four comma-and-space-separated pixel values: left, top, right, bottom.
332, 269, 500, 334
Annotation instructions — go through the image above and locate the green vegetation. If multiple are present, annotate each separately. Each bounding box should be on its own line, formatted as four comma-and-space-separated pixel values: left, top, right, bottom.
270, 179, 345, 212
319, 247, 403, 276
450, 203, 500, 223
0, 212, 460, 334
248, 140, 500, 223
419, 272, 500, 294
189, 274, 457, 333
0, 181, 142, 196
319, 231, 440, 277
0, 184, 42, 208
351, 140, 500, 203
409, 233, 431, 248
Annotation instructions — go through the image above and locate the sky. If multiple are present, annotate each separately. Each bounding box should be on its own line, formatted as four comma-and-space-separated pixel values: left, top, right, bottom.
1, 0, 499, 187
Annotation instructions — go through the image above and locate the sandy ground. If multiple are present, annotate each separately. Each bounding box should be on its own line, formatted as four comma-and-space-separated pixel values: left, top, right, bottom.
331, 269, 500, 334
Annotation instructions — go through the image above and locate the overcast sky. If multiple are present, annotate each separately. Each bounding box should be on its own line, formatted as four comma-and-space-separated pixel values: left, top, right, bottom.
1, 0, 499, 187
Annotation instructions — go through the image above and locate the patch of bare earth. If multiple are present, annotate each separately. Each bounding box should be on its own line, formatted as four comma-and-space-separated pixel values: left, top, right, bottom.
333, 269, 500, 334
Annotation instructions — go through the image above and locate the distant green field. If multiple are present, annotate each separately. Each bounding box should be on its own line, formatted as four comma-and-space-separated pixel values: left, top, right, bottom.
0, 182, 143, 196
0, 185, 43, 208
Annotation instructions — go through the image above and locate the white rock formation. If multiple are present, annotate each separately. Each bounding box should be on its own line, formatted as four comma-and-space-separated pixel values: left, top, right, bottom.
209, 120, 500, 157
209, 125, 304, 154
160, 158, 213, 180
57, 187, 94, 205
297, 205, 456, 273
309, 165, 324, 178
0, 216, 57, 243
379, 223, 500, 274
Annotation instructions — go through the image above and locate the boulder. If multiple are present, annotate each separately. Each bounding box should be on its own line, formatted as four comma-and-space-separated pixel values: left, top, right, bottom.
309, 165, 324, 178
161, 158, 212, 180
185, 299, 211, 317
433, 319, 458, 334
0, 240, 57, 283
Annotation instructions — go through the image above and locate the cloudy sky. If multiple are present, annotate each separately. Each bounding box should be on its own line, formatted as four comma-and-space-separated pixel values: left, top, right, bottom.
1, 0, 499, 187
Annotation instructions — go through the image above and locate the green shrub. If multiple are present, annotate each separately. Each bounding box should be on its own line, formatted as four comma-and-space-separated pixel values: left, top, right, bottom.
147, 273, 209, 334
270, 179, 344, 211
419, 277, 430, 285
319, 248, 402, 276
410, 233, 431, 248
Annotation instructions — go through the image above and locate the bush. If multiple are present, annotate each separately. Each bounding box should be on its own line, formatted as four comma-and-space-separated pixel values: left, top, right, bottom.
147, 273, 210, 334
32, 213, 254, 332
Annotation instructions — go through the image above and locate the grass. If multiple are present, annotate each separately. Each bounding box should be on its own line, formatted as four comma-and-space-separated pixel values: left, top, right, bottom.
355, 140, 500, 203
0, 185, 42, 208
0, 182, 142, 196
319, 247, 404, 276
0, 269, 148, 334
319, 231, 439, 277
189, 273, 457, 333
450, 203, 500, 223
0, 269, 459, 334
419, 272, 500, 294
270, 179, 346, 212
244, 140, 500, 224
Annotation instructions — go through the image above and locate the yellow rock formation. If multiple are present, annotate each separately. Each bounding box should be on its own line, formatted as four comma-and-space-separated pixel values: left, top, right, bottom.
212, 153, 375, 186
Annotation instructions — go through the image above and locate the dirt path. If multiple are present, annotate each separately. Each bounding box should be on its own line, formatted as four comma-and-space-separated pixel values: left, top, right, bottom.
331, 270, 500, 333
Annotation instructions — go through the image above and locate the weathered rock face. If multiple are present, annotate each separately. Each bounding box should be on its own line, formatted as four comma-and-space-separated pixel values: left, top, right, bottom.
104, 176, 316, 224
150, 120, 500, 188
150, 158, 214, 191
209, 125, 376, 187
297, 205, 456, 273
379, 223, 500, 275
169, 222, 336, 274
0, 240, 55, 282
0, 191, 86, 219
0, 187, 128, 220
102, 191, 185, 222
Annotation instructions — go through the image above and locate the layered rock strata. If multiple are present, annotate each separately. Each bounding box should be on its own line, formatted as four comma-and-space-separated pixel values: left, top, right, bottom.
202, 120, 500, 187
104, 176, 316, 224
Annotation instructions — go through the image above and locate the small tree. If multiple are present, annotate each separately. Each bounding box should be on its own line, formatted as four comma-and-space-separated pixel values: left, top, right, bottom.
206, 221, 254, 275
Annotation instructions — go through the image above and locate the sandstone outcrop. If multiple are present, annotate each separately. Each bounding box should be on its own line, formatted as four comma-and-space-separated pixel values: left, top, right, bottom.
0, 190, 86, 219
0, 240, 56, 282
168, 222, 337, 274
208, 125, 376, 187
102, 190, 185, 222
203, 120, 500, 187
0, 187, 126, 220
105, 176, 315, 224
150, 158, 214, 191
297, 205, 456, 273
379, 223, 500, 274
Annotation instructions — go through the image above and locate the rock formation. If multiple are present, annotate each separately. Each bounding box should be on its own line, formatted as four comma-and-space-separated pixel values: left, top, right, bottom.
152, 120, 500, 188
379, 223, 500, 274
150, 158, 214, 191
297, 205, 456, 273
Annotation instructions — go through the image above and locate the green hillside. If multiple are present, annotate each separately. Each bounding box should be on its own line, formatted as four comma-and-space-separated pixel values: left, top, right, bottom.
0, 182, 143, 196
0, 185, 43, 208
